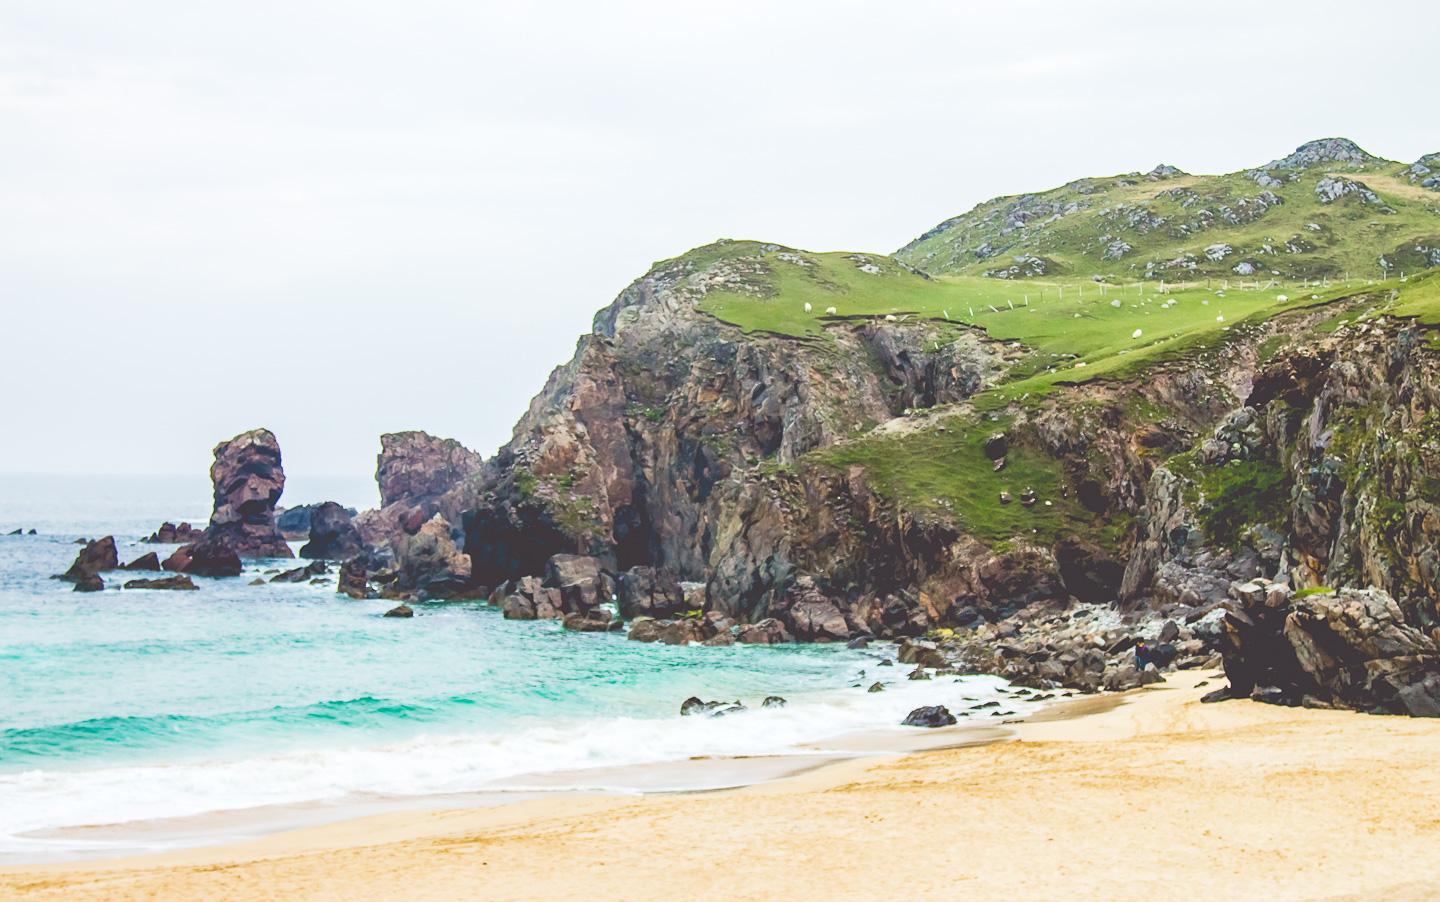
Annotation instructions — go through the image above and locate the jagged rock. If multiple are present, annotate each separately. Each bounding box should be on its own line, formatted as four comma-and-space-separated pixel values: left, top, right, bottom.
123, 552, 161, 572
393, 515, 473, 598
383, 603, 414, 618
60, 537, 118, 582
144, 522, 201, 544
1219, 587, 1440, 716
901, 705, 956, 727
201, 428, 293, 559
123, 575, 198, 590
762, 696, 787, 708
297, 502, 365, 560
868, 682, 885, 693
73, 575, 104, 592
377, 431, 483, 509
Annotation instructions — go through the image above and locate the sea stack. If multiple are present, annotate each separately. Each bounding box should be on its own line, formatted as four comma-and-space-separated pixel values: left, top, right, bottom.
165, 428, 294, 573
203, 428, 293, 558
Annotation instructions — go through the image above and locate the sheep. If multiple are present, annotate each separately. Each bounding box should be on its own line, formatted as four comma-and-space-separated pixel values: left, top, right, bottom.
1110, 299, 1122, 308
803, 302, 812, 313
884, 314, 897, 322
1132, 328, 1143, 339
824, 306, 838, 316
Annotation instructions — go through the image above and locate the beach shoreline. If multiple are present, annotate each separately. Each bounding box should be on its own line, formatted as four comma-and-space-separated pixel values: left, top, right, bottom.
9, 669, 1440, 900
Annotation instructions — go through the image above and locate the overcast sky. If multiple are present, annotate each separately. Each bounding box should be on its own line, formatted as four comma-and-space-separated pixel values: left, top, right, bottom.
1, 1, 1434, 507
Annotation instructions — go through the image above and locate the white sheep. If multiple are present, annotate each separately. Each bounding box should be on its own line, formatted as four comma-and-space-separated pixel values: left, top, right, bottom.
1276, 294, 1289, 302
1110, 299, 1122, 308
825, 306, 838, 316
1216, 313, 1225, 322
1132, 328, 1143, 339
803, 302, 812, 313
884, 314, 897, 322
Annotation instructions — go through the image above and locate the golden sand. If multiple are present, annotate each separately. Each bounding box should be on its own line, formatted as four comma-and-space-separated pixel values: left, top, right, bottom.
6, 671, 1440, 901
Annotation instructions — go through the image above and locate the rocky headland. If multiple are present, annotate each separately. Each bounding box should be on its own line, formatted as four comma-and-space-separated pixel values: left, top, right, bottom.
135, 138, 1440, 718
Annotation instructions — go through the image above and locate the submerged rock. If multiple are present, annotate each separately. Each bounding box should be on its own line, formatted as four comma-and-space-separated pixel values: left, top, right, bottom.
73, 575, 104, 592
383, 603, 414, 618
123, 575, 198, 591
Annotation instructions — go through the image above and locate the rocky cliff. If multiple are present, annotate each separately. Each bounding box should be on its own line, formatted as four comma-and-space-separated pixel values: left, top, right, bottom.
356, 140, 1440, 715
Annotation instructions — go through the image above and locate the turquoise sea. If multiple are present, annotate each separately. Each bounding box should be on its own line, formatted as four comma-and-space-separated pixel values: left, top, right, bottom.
0, 475, 1032, 861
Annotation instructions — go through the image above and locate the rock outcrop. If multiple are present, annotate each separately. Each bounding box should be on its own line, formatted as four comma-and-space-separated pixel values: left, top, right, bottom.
144, 522, 201, 544
391, 515, 473, 599
1218, 585, 1440, 716
354, 432, 483, 550
59, 537, 118, 582
163, 537, 242, 577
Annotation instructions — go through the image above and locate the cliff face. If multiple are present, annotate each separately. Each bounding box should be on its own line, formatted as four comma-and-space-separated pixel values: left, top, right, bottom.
448, 237, 1440, 666
460, 244, 1016, 629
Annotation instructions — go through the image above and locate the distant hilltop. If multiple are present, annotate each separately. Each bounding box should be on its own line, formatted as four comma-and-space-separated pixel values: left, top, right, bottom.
897, 137, 1440, 283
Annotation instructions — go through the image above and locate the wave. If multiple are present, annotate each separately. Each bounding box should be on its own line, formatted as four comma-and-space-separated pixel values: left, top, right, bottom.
0, 673, 1038, 857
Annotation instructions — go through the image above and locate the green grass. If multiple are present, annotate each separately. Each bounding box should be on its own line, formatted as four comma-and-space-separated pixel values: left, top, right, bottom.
690, 242, 1369, 403
815, 414, 1116, 545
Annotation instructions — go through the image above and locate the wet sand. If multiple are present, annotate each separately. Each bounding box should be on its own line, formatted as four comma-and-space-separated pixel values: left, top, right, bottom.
7, 671, 1440, 900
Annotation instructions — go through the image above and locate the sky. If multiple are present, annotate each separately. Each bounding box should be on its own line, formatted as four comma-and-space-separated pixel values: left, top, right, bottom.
1, 0, 1435, 507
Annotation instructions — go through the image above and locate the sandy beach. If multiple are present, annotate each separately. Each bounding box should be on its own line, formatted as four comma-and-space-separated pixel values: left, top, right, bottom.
5, 670, 1439, 901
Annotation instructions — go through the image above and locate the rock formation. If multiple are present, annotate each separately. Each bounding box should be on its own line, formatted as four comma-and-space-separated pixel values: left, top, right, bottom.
298, 502, 365, 560
144, 522, 201, 544
202, 428, 292, 558
354, 431, 482, 550
59, 537, 118, 582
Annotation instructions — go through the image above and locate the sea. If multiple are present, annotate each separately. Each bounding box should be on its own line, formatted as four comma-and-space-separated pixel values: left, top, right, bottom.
0, 474, 1040, 862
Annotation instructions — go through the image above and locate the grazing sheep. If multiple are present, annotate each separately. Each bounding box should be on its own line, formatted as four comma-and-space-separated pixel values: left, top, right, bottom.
1132, 328, 1143, 339
803, 302, 812, 313
1110, 299, 1121, 308
884, 314, 897, 322
825, 306, 838, 316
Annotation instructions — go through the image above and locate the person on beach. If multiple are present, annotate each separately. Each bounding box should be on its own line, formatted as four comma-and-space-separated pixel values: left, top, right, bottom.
1135, 640, 1151, 670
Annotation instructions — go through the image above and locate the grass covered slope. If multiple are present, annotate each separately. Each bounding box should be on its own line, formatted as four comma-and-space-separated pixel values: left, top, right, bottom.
895, 138, 1440, 284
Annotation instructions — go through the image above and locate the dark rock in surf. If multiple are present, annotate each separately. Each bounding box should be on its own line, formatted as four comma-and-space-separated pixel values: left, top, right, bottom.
901, 705, 957, 727
123, 575, 198, 591
123, 552, 162, 572
60, 536, 119, 582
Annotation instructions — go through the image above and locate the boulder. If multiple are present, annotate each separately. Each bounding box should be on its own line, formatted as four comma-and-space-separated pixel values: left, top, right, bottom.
297, 502, 366, 560
616, 566, 686, 618
123, 575, 198, 590
762, 696, 787, 708
897, 639, 948, 669
164, 537, 242, 577
735, 618, 793, 645
123, 552, 162, 572
383, 603, 414, 618
983, 433, 1008, 460
543, 554, 613, 615
901, 705, 957, 727
680, 697, 742, 717
60, 536, 119, 582
73, 575, 104, 592
337, 557, 373, 599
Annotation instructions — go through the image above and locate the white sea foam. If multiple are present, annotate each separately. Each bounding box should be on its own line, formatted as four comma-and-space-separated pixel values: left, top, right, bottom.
0, 671, 1038, 858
